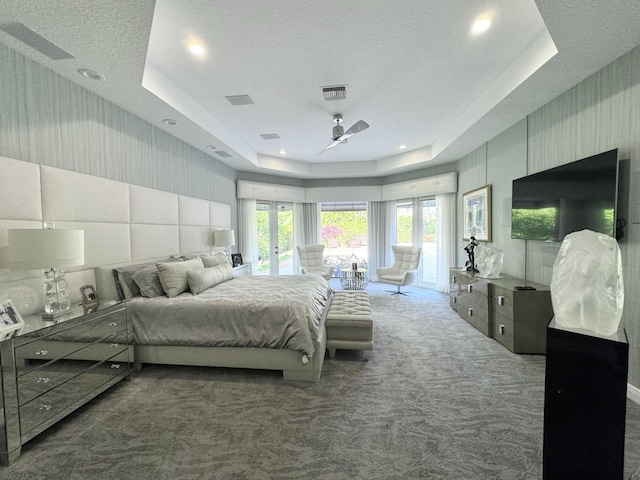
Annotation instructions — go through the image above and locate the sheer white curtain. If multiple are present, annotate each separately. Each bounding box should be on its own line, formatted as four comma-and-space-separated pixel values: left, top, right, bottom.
293, 202, 320, 273
237, 198, 258, 274
435, 192, 456, 292
368, 200, 396, 281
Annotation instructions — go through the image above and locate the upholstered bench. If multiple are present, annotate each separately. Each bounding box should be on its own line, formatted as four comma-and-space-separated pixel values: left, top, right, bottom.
326, 290, 373, 359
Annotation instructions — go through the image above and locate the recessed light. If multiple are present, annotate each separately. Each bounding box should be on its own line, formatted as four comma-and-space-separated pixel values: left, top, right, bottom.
399, 144, 407, 150
206, 144, 217, 150
471, 18, 492, 34
279, 150, 287, 155
77, 68, 105, 81
188, 43, 205, 55
162, 118, 178, 126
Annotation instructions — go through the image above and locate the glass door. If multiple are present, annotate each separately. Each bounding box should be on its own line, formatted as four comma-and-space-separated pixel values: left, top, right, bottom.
256, 202, 293, 275
396, 198, 437, 288
419, 198, 437, 287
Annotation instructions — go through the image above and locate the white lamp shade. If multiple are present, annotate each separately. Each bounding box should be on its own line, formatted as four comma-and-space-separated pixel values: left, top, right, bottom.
8, 229, 85, 269
213, 229, 235, 247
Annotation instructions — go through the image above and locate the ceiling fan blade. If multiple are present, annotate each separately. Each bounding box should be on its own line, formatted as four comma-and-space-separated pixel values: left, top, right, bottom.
343, 120, 369, 137
318, 119, 369, 154
319, 138, 344, 154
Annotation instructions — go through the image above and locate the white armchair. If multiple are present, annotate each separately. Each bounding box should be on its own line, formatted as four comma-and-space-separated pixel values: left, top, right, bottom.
376, 245, 422, 295
296, 244, 333, 280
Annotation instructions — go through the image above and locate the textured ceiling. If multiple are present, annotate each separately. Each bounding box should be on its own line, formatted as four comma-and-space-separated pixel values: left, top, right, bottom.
1, 0, 640, 179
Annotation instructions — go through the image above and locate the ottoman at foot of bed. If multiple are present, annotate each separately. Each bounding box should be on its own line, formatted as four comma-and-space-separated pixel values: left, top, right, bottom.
326, 290, 373, 360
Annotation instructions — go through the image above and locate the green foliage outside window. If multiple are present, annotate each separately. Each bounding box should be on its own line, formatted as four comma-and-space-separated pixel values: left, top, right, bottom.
320, 211, 367, 245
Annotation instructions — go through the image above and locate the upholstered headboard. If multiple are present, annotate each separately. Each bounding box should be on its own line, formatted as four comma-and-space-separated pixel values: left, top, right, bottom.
0, 155, 232, 315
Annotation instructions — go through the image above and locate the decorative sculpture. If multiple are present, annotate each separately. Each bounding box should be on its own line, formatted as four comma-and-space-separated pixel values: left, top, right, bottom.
475, 244, 503, 278
550, 229, 624, 336
464, 236, 479, 274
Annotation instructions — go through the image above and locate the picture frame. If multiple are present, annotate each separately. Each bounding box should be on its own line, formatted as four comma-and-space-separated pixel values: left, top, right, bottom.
80, 285, 98, 304
0, 299, 26, 338
231, 253, 243, 267
463, 185, 492, 242
80, 285, 99, 313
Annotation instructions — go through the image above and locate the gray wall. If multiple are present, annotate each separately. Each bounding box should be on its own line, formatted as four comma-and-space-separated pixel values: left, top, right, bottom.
0, 43, 238, 228
456, 44, 640, 389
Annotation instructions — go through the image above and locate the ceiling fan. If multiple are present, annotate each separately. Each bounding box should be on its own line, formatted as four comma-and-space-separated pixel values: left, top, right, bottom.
319, 114, 369, 154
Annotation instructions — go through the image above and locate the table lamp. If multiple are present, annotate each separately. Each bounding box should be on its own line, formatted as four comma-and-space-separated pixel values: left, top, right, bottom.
213, 229, 235, 262
8, 227, 85, 319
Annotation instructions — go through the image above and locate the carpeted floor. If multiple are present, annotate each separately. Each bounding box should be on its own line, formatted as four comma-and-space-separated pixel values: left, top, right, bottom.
2, 280, 640, 479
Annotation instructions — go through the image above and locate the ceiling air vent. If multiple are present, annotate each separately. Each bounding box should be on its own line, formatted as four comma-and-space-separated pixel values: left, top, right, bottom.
225, 94, 254, 106
260, 133, 280, 140
322, 86, 346, 101
215, 151, 232, 158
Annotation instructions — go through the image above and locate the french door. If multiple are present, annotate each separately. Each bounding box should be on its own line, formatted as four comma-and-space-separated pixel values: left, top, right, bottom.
256, 202, 294, 275
396, 198, 437, 287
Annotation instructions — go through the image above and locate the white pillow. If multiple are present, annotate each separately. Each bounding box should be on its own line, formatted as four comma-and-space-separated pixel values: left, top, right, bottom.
201, 253, 228, 268
157, 257, 204, 297
187, 263, 235, 295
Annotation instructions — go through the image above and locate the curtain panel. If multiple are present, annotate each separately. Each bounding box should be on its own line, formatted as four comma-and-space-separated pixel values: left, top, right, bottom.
367, 200, 396, 281
238, 198, 258, 274
435, 192, 456, 293
293, 202, 321, 274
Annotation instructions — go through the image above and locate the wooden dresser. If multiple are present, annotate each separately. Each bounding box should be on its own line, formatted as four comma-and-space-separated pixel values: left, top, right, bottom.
450, 268, 554, 354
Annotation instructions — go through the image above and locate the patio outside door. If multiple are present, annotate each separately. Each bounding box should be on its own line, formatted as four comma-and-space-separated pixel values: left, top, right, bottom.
256, 202, 293, 275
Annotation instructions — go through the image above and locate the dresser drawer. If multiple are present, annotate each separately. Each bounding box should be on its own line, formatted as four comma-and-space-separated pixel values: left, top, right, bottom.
492, 295, 514, 321
19, 355, 129, 435
492, 311, 515, 350
17, 343, 129, 406
456, 294, 489, 323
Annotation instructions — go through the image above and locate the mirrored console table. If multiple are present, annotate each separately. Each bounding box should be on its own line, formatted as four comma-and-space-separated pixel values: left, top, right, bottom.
0, 302, 132, 465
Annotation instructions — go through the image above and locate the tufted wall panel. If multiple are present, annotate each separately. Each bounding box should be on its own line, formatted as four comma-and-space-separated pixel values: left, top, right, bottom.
0, 155, 232, 315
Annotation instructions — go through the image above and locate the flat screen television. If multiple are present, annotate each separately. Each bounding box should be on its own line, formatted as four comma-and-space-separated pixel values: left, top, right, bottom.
511, 149, 618, 241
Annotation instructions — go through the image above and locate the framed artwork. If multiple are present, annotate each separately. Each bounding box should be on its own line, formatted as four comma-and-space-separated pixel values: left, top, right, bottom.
463, 185, 492, 242
0, 299, 26, 338
231, 253, 243, 267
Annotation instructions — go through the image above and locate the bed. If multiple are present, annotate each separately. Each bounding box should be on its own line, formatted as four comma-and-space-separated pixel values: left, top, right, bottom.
94, 255, 332, 382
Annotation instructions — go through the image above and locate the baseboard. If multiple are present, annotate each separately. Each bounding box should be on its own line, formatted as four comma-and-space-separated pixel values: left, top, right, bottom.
628, 383, 640, 405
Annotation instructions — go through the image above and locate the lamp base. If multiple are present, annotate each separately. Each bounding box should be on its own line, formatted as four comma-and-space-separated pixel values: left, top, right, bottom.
41, 308, 72, 321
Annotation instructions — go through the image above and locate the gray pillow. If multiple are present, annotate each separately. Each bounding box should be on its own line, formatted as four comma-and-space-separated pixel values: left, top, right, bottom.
187, 263, 235, 295
113, 264, 150, 299
157, 257, 204, 297
201, 253, 228, 268
132, 265, 165, 298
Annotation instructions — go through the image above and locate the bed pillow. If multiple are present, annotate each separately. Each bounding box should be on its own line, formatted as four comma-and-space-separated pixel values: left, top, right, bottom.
132, 264, 165, 298
201, 253, 228, 268
157, 257, 205, 297
113, 264, 150, 299
187, 263, 235, 295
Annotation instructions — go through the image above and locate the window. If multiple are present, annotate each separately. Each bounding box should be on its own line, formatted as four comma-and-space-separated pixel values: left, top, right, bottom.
320, 202, 368, 271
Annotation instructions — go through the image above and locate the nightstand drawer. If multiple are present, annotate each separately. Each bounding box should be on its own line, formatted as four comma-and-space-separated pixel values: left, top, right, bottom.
19, 355, 129, 435
17, 343, 129, 405
15, 327, 129, 376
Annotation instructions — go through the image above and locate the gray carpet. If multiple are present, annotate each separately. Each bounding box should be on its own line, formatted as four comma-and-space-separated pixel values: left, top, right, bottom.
2, 280, 640, 479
